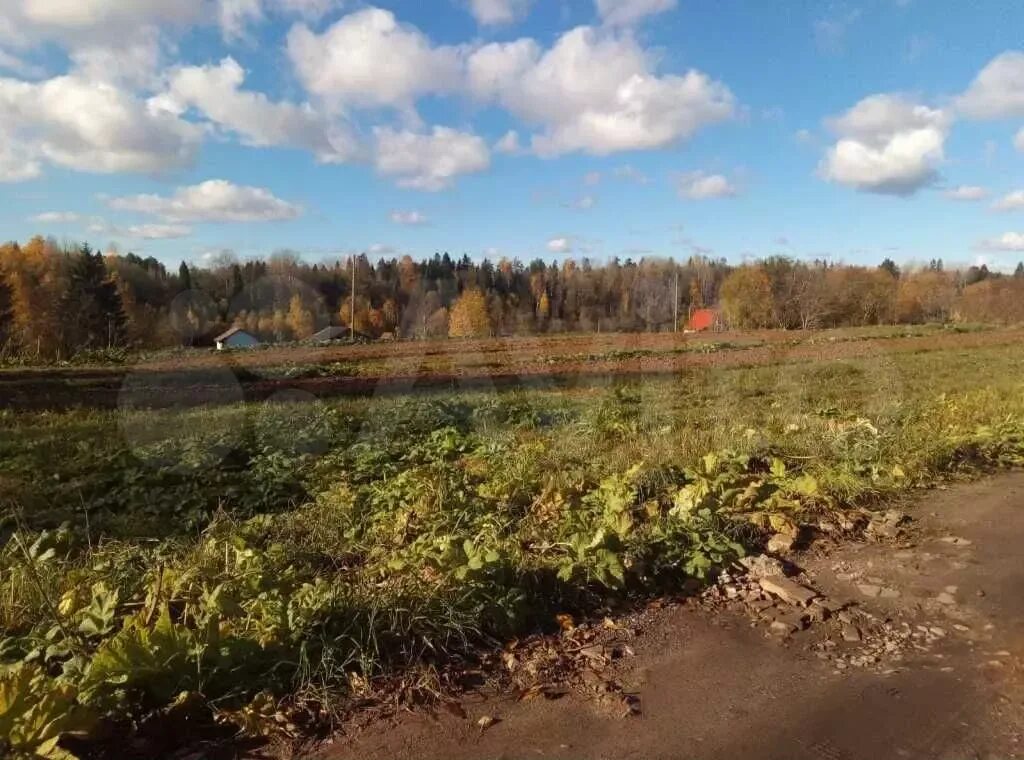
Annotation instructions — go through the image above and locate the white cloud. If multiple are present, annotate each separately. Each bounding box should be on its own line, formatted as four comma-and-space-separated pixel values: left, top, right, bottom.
368, 243, 396, 255
613, 164, 649, 183
944, 185, 988, 201
287, 8, 464, 111
278, 0, 341, 19
993, 190, 1024, 211
466, 0, 532, 26
495, 129, 523, 154
814, 10, 861, 54
0, 74, 201, 179
127, 223, 192, 239
107, 180, 302, 222
390, 209, 430, 225
547, 236, 572, 253
979, 232, 1024, 251
594, 0, 676, 26
67, 33, 165, 88
0, 46, 44, 77
1016, 128, 1024, 152
8, 0, 203, 37
30, 211, 80, 222
956, 51, 1024, 119
0, 0, 336, 50
570, 195, 596, 210
676, 171, 737, 199
819, 93, 949, 195
373, 126, 490, 191
218, 0, 263, 41
468, 26, 735, 156
159, 57, 359, 163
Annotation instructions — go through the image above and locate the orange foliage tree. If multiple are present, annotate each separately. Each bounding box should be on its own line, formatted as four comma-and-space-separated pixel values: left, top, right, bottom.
448, 289, 492, 337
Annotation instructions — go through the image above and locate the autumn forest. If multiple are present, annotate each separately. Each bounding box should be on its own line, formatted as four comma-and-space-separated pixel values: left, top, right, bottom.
1, 235, 1023, 360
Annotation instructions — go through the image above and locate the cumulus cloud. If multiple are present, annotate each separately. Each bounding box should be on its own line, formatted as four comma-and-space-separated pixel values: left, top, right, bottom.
287, 8, 464, 111
1016, 128, 1024, 152
943, 185, 988, 201
613, 164, 650, 183
373, 126, 490, 191
1, 0, 336, 51
993, 190, 1024, 211
676, 171, 737, 199
956, 51, 1024, 119
547, 236, 572, 253
813, 9, 861, 54
126, 223, 192, 239
466, 0, 532, 26
159, 57, 359, 163
467, 26, 735, 156
0, 74, 201, 180
495, 129, 523, 154
594, 0, 676, 26
819, 93, 949, 195
978, 232, 1024, 251
390, 210, 430, 225
107, 180, 302, 222
30, 211, 80, 222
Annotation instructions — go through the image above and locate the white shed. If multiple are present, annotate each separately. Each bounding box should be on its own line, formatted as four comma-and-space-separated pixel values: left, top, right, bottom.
214, 327, 261, 350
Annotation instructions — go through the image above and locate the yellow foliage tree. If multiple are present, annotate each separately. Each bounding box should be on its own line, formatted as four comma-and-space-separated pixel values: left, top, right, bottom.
720, 265, 774, 328
448, 289, 492, 338
286, 294, 315, 339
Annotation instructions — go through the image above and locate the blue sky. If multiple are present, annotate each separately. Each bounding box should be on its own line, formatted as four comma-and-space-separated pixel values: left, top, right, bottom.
2, 0, 1024, 269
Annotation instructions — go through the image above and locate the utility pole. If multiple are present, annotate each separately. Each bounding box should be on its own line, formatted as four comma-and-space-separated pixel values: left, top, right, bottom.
673, 268, 679, 333
350, 254, 357, 341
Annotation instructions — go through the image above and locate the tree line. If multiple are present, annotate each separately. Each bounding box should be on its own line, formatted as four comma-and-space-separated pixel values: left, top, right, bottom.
1, 236, 1022, 360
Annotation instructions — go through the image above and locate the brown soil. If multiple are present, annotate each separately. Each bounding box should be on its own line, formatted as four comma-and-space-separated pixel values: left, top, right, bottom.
321, 472, 1024, 760
2, 327, 1022, 411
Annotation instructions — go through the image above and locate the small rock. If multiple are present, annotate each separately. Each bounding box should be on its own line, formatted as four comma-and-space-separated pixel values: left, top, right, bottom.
936, 592, 957, 606
842, 624, 863, 642
759, 577, 818, 607
939, 536, 972, 547
944, 585, 959, 594
738, 554, 785, 579
771, 620, 795, 636
814, 598, 843, 613
976, 589, 986, 598
858, 584, 882, 598
767, 533, 796, 554
880, 587, 901, 599
930, 627, 947, 637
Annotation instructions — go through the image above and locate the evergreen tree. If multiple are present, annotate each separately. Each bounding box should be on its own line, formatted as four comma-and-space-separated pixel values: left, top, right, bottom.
178, 261, 192, 292
879, 258, 900, 279
1015, 262, 1024, 278
59, 244, 127, 352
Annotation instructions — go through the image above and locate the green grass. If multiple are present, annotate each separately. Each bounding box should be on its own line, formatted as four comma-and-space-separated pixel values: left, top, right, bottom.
2, 341, 1024, 757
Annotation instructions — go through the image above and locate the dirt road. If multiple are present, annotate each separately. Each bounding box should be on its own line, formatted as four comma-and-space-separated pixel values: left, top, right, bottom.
325, 473, 1024, 760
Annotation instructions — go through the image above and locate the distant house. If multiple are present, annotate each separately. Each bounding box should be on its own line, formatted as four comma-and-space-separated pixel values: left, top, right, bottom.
310, 326, 348, 342
214, 327, 261, 350
686, 308, 721, 333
